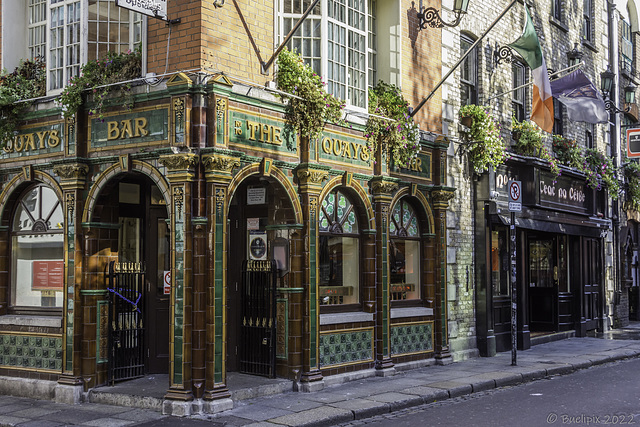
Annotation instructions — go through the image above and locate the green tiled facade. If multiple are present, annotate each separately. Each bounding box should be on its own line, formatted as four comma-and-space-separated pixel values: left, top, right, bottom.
318, 329, 373, 367
390, 322, 434, 356
0, 335, 63, 371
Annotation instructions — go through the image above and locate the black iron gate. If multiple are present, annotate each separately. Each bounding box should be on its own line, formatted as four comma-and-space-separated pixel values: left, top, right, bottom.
107, 261, 146, 384
240, 259, 277, 377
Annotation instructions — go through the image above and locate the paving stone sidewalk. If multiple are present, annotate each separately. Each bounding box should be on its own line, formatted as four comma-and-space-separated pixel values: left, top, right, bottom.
1, 334, 639, 426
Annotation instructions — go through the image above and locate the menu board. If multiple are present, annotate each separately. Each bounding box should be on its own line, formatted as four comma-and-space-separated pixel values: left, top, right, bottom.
32, 260, 64, 291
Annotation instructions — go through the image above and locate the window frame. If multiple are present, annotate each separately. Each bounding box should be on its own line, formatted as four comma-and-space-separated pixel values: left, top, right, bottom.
552, 0, 563, 22
277, 0, 376, 110
389, 199, 422, 306
553, 98, 564, 136
318, 188, 363, 312
9, 183, 64, 315
512, 60, 526, 122
582, 0, 592, 42
460, 33, 478, 106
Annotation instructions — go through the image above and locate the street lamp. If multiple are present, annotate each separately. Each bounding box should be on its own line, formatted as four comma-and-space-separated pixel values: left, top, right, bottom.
566, 43, 583, 68
417, 0, 470, 29
601, 67, 636, 114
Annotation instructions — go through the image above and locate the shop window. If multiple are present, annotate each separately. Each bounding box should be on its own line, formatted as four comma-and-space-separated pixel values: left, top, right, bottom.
460, 33, 477, 106
8, 0, 144, 93
491, 227, 509, 296
319, 190, 360, 306
278, 0, 376, 109
10, 184, 64, 310
389, 199, 420, 301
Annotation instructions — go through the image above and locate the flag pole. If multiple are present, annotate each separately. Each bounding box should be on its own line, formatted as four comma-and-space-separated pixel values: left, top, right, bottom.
409, 0, 521, 118
486, 62, 584, 101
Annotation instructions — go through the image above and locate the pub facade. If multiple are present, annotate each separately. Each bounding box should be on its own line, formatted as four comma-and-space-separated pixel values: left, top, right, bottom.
0, 72, 453, 414
474, 156, 610, 356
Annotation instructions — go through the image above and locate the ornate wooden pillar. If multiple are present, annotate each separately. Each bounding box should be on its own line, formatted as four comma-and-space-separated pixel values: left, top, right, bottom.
53, 162, 88, 402
201, 153, 240, 412
432, 188, 455, 364
295, 162, 329, 392
371, 176, 398, 375
159, 153, 198, 415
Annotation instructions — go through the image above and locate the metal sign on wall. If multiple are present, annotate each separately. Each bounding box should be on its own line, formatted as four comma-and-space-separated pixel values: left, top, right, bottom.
627, 128, 640, 158
116, 0, 167, 20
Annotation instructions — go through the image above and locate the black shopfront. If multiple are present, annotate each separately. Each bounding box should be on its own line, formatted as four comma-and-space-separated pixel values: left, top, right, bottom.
475, 156, 610, 356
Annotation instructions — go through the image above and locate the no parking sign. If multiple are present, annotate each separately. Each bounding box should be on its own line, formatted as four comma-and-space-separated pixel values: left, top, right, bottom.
163, 270, 171, 295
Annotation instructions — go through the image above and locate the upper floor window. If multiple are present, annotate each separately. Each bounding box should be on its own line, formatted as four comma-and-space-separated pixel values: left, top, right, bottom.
552, 0, 563, 21
19, 0, 143, 92
389, 199, 420, 302
11, 184, 64, 311
586, 123, 594, 149
512, 61, 526, 122
278, 0, 377, 109
553, 98, 564, 135
460, 34, 477, 106
319, 189, 360, 306
583, 0, 593, 42
622, 19, 633, 74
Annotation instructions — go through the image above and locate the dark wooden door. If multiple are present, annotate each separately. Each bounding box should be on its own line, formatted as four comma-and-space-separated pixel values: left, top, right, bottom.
528, 236, 558, 332
583, 238, 602, 331
145, 207, 170, 373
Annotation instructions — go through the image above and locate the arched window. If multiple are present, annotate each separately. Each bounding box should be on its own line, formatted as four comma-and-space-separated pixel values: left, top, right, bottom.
319, 189, 360, 306
389, 199, 420, 301
11, 184, 64, 310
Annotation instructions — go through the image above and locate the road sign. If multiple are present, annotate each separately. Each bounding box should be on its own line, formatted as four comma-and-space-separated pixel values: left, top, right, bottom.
163, 270, 171, 295
627, 128, 640, 158
508, 180, 522, 212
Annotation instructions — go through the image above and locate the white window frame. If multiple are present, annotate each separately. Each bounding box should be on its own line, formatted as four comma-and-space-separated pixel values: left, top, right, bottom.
277, 0, 376, 111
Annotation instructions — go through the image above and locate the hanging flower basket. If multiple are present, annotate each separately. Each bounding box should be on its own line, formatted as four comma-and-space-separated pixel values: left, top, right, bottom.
460, 116, 473, 128
458, 104, 508, 173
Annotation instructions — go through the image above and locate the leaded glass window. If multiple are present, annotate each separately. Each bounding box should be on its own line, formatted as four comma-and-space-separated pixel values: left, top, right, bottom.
389, 200, 420, 301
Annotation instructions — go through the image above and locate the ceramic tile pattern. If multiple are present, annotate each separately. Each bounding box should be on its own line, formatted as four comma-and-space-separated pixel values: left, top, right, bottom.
0, 335, 63, 371
318, 329, 373, 367
390, 322, 433, 355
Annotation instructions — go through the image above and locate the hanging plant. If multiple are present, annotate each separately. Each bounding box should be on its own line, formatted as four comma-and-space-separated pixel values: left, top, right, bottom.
0, 58, 46, 146
59, 47, 142, 120
552, 134, 582, 168
623, 161, 640, 211
511, 117, 544, 157
458, 104, 508, 173
275, 48, 345, 142
365, 81, 420, 167
583, 148, 620, 198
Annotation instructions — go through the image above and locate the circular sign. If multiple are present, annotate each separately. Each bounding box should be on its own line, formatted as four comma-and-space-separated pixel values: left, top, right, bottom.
250, 236, 267, 259
509, 181, 521, 201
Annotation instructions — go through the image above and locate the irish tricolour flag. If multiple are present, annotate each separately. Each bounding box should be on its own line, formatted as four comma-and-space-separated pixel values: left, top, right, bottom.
508, 7, 553, 133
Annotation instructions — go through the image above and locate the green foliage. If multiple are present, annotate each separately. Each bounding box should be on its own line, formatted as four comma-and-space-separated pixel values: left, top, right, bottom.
458, 104, 508, 173
275, 48, 344, 142
59, 48, 142, 120
583, 148, 620, 198
624, 161, 640, 211
365, 81, 420, 167
511, 117, 544, 157
0, 58, 46, 145
552, 134, 582, 168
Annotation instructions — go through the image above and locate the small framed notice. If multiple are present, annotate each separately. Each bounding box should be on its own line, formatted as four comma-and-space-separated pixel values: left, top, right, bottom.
247, 218, 260, 230
247, 187, 266, 205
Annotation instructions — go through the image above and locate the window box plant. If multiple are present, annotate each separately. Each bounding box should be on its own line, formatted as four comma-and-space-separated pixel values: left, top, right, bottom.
512, 117, 560, 181
458, 104, 508, 173
623, 161, 640, 211
552, 134, 582, 169
583, 148, 620, 198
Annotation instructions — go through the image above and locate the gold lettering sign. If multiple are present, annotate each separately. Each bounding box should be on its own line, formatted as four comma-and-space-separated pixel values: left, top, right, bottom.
3, 129, 61, 153
245, 120, 282, 146
321, 137, 370, 162
106, 117, 149, 141
398, 157, 423, 173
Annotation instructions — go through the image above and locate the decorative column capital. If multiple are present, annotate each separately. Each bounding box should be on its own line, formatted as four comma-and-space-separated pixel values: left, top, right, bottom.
370, 176, 399, 195
202, 153, 241, 184
159, 153, 198, 183
432, 188, 456, 210
295, 163, 330, 194
52, 162, 89, 191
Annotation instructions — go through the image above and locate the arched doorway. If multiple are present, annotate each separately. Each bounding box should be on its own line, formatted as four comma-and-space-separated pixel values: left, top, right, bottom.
92, 172, 170, 378
226, 175, 297, 376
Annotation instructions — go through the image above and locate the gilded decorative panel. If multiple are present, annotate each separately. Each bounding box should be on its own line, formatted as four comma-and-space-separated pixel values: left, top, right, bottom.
390, 322, 433, 356
276, 299, 287, 359
0, 335, 63, 371
318, 329, 373, 367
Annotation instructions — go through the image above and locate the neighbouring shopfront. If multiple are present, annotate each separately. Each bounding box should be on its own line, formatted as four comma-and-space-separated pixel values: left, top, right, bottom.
475, 155, 610, 356
0, 73, 454, 413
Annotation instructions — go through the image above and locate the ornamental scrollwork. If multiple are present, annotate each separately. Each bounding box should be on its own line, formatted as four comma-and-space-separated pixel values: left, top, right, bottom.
174, 98, 185, 126
173, 187, 185, 219
215, 188, 225, 215
296, 169, 329, 185
371, 180, 398, 195
202, 154, 240, 174
159, 153, 198, 171
53, 163, 89, 180
432, 190, 455, 203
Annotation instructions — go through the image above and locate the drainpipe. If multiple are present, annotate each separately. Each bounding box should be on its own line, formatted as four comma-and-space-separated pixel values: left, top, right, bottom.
608, 0, 621, 330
